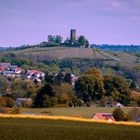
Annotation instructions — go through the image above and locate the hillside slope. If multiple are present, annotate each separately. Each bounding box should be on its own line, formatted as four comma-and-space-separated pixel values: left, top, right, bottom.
1, 46, 139, 64
13, 47, 94, 60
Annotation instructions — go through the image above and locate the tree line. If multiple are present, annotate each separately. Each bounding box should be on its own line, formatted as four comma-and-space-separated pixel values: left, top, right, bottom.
0, 68, 140, 108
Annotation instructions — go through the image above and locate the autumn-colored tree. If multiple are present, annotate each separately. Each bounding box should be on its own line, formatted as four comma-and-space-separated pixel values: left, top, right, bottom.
85, 68, 105, 99
85, 68, 103, 79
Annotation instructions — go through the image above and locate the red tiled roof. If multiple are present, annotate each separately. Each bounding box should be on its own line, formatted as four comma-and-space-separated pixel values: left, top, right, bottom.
13, 67, 23, 71
0, 66, 6, 71
111, 102, 118, 106
92, 113, 115, 121
27, 70, 42, 75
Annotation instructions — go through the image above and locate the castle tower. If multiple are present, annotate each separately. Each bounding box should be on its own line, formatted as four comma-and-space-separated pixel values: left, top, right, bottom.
70, 29, 76, 43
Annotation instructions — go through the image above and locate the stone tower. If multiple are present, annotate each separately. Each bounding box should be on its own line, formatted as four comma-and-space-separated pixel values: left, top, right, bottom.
70, 29, 76, 43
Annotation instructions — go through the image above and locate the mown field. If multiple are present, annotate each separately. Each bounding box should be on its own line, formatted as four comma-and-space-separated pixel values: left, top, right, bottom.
0, 117, 140, 140
21, 107, 130, 118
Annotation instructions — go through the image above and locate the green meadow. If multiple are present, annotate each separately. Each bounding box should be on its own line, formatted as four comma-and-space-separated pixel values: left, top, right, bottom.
0, 117, 140, 140
21, 107, 130, 118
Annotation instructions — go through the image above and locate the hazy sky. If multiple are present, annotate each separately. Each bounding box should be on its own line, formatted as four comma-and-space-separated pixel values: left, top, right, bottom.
0, 0, 140, 46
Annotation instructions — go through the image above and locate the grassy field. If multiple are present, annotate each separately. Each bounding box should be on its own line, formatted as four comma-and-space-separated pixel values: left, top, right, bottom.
0, 117, 140, 140
21, 107, 130, 118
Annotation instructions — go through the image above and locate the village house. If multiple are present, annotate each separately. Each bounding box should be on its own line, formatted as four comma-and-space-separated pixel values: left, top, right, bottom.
13, 67, 23, 74
0, 66, 6, 73
3, 70, 15, 77
112, 102, 124, 108
26, 70, 45, 77
0, 62, 23, 77
106, 102, 124, 108
25, 70, 45, 82
92, 113, 115, 122
0, 62, 11, 67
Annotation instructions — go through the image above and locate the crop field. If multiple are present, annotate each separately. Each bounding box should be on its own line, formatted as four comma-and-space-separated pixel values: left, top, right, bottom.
21, 107, 130, 118
0, 116, 140, 140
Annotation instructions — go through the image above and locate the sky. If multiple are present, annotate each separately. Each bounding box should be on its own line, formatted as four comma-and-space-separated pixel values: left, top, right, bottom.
0, 0, 140, 47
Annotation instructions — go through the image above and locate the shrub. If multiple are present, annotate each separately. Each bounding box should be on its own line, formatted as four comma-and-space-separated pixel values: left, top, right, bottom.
113, 108, 125, 121
21, 101, 32, 107
128, 107, 140, 120
0, 107, 20, 114
0, 97, 15, 108
50, 97, 58, 107
137, 98, 140, 107
85, 102, 90, 107
11, 108, 20, 114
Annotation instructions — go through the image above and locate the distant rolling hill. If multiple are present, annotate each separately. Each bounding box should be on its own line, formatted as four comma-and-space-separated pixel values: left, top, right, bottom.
92, 44, 140, 52
0, 47, 6, 51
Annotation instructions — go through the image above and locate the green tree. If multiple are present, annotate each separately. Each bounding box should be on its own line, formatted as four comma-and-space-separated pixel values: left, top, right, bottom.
0, 97, 15, 108
78, 35, 86, 46
104, 75, 131, 105
34, 83, 56, 108
0, 76, 8, 95
45, 73, 54, 84
48, 35, 55, 42
128, 108, 140, 120
63, 73, 72, 84
78, 35, 88, 47
137, 98, 140, 107
129, 80, 137, 90
85, 68, 103, 80
64, 38, 71, 45
48, 64, 60, 73
113, 108, 125, 121
55, 35, 63, 44
85, 68, 105, 99
10, 78, 32, 99
54, 72, 65, 85
75, 75, 96, 102
75, 68, 106, 102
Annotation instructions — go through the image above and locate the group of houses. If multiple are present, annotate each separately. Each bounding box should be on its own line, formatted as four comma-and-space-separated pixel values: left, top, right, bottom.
0, 63, 22, 77
0, 62, 45, 82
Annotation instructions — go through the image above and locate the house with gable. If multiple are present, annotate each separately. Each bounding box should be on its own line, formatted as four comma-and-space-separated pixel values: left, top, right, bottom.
92, 113, 115, 122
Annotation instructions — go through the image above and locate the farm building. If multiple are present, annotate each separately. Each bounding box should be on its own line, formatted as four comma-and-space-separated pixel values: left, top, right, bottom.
92, 113, 115, 122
